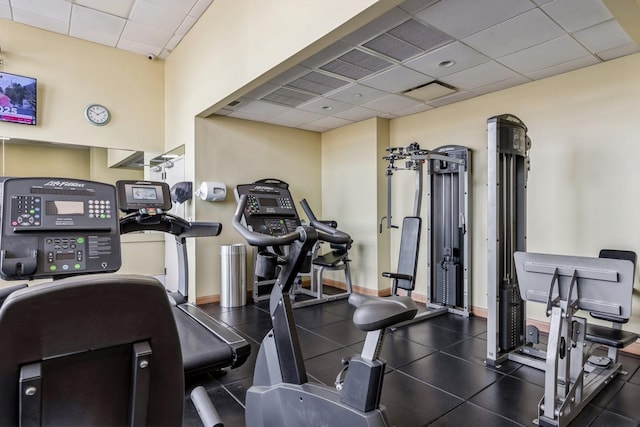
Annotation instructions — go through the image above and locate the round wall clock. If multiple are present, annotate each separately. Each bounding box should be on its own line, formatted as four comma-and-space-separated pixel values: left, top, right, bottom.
84, 104, 111, 126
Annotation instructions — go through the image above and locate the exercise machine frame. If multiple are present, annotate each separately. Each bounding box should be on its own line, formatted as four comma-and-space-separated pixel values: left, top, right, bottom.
485, 114, 535, 368
514, 251, 637, 427
382, 143, 471, 323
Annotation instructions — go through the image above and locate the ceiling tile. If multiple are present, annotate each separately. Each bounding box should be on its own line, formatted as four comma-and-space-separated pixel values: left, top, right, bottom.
0, 0, 9, 5
189, 0, 213, 17
234, 100, 292, 119
270, 109, 325, 125
146, 0, 198, 14
440, 61, 521, 91
12, 8, 68, 34
398, 0, 439, 15
244, 83, 280, 100
175, 15, 197, 36
261, 87, 316, 107
405, 41, 490, 78
497, 35, 591, 74
572, 20, 634, 54
306, 116, 354, 130
471, 75, 531, 95
297, 97, 354, 115
300, 41, 352, 69
463, 9, 565, 58
427, 91, 476, 108
117, 35, 164, 56
227, 110, 271, 122
325, 84, 389, 106
362, 94, 423, 112
393, 102, 434, 116
121, 20, 172, 47
596, 43, 640, 61
75, 0, 134, 18
415, 0, 534, 39
525, 55, 599, 80
541, 0, 612, 32
0, 5, 10, 19
11, 0, 71, 22
129, 0, 184, 33
266, 65, 310, 86
364, 33, 424, 61
286, 71, 351, 95
387, 19, 453, 52
341, 7, 410, 46
360, 66, 432, 93
320, 49, 393, 80
70, 5, 126, 47
165, 33, 183, 51
332, 106, 381, 122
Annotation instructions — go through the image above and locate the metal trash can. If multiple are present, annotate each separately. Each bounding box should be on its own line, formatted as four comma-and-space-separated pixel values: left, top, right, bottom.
220, 244, 247, 307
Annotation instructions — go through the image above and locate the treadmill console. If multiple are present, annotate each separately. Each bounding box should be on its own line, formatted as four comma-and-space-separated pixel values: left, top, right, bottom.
0, 177, 121, 280
235, 183, 301, 236
116, 180, 172, 213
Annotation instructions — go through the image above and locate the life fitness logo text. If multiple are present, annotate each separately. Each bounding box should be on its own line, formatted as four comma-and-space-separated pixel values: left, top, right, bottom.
43, 180, 86, 188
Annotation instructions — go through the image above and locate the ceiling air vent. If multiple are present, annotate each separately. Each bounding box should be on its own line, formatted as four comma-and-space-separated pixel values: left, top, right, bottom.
403, 81, 457, 102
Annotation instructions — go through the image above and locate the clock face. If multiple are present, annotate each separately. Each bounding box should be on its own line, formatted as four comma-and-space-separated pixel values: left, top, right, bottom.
85, 104, 110, 126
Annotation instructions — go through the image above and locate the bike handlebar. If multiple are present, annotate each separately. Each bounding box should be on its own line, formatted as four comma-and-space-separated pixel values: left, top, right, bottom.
299, 199, 352, 245
233, 195, 303, 246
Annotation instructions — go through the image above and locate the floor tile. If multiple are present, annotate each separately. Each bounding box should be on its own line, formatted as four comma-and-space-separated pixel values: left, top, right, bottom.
399, 351, 503, 400
470, 375, 542, 426
429, 402, 521, 427
390, 321, 469, 349
606, 381, 640, 420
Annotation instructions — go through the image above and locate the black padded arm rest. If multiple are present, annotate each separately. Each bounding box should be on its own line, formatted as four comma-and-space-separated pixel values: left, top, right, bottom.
589, 311, 628, 324
382, 272, 412, 281
0, 284, 28, 307
313, 251, 348, 267
586, 324, 639, 348
352, 296, 418, 331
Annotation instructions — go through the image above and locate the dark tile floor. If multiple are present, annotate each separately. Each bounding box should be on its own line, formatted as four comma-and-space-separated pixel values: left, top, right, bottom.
182, 297, 640, 427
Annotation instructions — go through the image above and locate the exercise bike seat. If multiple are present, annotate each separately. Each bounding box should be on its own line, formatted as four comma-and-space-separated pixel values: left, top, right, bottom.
348, 293, 418, 331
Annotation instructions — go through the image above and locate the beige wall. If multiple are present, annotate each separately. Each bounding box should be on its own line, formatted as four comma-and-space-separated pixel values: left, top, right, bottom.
388, 52, 640, 332
191, 116, 321, 299
0, 20, 164, 153
321, 118, 391, 292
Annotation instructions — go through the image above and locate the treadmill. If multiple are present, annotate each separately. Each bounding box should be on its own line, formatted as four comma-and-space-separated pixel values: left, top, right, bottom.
116, 180, 250, 375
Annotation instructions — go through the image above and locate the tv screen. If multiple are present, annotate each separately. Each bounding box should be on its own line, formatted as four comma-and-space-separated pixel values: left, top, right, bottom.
0, 71, 37, 125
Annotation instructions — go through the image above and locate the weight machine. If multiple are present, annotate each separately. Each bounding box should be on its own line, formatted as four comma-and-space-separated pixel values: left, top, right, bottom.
382, 142, 471, 321
514, 252, 638, 427
485, 114, 536, 368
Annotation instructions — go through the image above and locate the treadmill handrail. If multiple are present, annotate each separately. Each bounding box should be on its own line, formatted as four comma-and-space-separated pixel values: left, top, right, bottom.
120, 211, 221, 238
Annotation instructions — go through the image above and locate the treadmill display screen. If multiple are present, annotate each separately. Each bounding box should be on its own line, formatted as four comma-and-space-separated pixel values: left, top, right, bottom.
132, 187, 158, 201
46, 200, 84, 215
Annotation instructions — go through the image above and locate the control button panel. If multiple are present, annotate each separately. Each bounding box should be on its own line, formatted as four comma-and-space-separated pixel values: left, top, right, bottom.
10, 195, 42, 228
87, 199, 112, 219
44, 236, 86, 272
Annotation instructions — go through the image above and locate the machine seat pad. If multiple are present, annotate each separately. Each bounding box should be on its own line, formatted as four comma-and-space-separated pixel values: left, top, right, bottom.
349, 293, 418, 331
313, 251, 348, 267
586, 324, 638, 349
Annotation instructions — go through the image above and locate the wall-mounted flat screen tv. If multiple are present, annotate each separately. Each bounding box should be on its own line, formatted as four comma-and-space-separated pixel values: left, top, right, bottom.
0, 71, 37, 125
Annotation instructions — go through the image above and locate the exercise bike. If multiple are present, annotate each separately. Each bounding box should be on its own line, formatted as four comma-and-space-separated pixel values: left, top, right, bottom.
232, 192, 418, 426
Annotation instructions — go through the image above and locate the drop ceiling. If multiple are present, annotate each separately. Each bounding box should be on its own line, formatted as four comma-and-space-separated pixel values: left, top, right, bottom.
0, 0, 213, 58
1, 0, 638, 132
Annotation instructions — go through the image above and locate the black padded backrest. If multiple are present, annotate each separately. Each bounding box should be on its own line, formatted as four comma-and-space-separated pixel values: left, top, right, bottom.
396, 217, 421, 291
596, 249, 637, 323
0, 274, 184, 426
